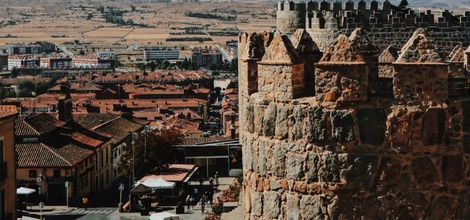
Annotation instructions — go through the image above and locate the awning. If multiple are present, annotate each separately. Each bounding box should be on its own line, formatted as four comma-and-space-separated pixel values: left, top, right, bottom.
17, 187, 36, 195
137, 177, 175, 189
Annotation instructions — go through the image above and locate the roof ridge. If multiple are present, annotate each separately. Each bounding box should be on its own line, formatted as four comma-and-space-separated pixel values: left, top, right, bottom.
42, 143, 74, 166
91, 115, 122, 130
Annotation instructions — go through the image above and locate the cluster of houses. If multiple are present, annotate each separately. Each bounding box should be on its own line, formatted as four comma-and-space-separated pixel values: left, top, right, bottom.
0, 67, 239, 218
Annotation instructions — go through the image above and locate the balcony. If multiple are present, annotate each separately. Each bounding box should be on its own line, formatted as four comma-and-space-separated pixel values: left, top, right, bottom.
0, 161, 7, 181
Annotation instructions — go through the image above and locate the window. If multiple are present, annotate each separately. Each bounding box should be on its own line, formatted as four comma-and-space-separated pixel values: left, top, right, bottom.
29, 170, 37, 178
53, 169, 61, 177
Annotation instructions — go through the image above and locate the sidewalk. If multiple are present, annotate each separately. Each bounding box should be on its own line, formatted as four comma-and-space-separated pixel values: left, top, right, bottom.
18, 177, 239, 220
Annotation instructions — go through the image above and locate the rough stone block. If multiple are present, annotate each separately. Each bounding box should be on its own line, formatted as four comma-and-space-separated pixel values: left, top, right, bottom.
307, 106, 326, 142
275, 104, 289, 139
254, 105, 265, 135
286, 194, 300, 220
292, 106, 304, 140
287, 153, 305, 180
305, 152, 319, 182
345, 155, 378, 188
251, 192, 263, 217
319, 152, 341, 183
357, 108, 386, 145
300, 195, 323, 219
412, 157, 438, 186
442, 155, 463, 183
263, 102, 277, 137
421, 108, 445, 146
330, 110, 355, 142
263, 192, 280, 219
272, 144, 286, 177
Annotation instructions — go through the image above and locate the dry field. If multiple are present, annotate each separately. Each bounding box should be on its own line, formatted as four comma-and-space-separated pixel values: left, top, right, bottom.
0, 0, 277, 61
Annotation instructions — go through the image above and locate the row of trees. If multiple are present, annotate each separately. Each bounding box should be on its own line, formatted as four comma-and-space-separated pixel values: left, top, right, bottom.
137, 57, 238, 73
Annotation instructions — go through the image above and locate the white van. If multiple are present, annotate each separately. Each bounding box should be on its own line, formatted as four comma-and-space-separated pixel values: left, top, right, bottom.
149, 212, 181, 220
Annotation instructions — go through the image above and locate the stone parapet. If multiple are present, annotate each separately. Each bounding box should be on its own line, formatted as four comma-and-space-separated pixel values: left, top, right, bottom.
241, 97, 470, 219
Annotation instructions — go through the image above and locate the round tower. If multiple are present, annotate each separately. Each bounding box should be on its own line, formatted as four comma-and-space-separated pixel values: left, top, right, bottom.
277, 1, 306, 35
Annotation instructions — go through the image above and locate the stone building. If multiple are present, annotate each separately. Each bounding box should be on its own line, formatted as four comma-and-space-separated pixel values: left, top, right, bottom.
276, 0, 470, 54
239, 26, 470, 218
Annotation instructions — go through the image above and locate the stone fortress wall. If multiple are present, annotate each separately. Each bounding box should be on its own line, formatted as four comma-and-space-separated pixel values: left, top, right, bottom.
239, 3, 470, 218
277, 0, 470, 53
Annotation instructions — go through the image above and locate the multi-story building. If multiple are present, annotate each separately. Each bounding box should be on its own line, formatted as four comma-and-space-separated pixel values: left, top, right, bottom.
8, 55, 39, 70
72, 58, 115, 69
40, 57, 72, 69
3, 42, 55, 55
144, 49, 179, 61
226, 40, 238, 59
191, 46, 222, 67
0, 105, 17, 220
0, 54, 7, 70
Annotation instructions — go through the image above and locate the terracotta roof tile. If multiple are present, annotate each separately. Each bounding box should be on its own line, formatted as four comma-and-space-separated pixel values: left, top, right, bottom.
15, 116, 40, 136
25, 113, 66, 135
16, 143, 71, 167
70, 132, 104, 148
73, 113, 121, 129
0, 105, 17, 119
94, 117, 147, 144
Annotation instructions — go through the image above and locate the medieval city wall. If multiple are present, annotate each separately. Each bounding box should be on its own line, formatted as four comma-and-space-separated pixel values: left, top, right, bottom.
309, 27, 470, 55
238, 28, 470, 219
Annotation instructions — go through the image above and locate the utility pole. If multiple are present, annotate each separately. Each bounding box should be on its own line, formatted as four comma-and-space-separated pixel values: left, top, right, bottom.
132, 132, 138, 186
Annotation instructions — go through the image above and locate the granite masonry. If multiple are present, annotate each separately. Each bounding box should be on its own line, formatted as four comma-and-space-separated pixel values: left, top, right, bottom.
238, 23, 470, 220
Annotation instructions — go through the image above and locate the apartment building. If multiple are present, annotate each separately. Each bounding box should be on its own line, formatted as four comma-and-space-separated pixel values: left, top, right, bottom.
144, 48, 179, 61
191, 46, 222, 67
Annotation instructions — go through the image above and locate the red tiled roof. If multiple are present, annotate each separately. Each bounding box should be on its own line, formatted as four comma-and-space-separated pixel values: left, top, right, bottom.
70, 132, 104, 148
16, 143, 72, 167
25, 113, 66, 135
0, 105, 17, 119
15, 116, 40, 136
16, 143, 94, 167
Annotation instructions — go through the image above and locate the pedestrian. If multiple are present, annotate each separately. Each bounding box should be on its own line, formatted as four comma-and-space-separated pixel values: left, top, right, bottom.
193, 187, 198, 198
82, 196, 89, 210
186, 195, 191, 210
200, 196, 206, 214
214, 171, 219, 185
209, 177, 214, 186
190, 196, 195, 210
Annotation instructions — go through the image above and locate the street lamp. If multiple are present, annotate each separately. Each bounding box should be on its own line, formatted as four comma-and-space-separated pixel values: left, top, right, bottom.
143, 125, 150, 157
131, 132, 138, 186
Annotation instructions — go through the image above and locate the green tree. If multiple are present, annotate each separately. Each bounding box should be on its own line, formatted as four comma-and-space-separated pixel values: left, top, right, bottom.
79, 50, 85, 55
0, 82, 6, 99
17, 79, 35, 97
87, 13, 94, 20
97, 6, 105, 13
130, 5, 136, 12
398, 0, 409, 9
10, 67, 19, 78
117, 128, 184, 180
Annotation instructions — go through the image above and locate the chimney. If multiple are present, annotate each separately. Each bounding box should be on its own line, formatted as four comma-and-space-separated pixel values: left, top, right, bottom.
58, 79, 73, 122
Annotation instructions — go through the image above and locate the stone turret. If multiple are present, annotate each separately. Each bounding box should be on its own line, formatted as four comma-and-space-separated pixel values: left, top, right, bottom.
315, 28, 375, 103
258, 33, 305, 99
290, 29, 322, 96
393, 28, 448, 102
277, 1, 306, 35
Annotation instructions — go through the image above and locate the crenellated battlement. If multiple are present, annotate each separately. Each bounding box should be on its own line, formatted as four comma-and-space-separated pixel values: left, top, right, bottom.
277, 1, 470, 53
239, 27, 470, 219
